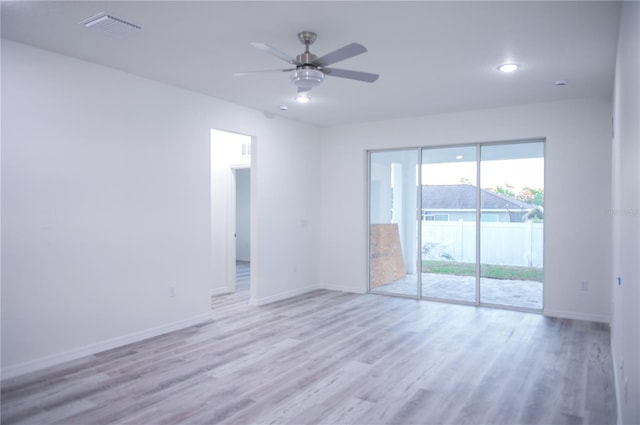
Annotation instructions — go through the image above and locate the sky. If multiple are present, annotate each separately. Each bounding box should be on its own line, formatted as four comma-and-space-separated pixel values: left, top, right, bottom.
423, 158, 544, 194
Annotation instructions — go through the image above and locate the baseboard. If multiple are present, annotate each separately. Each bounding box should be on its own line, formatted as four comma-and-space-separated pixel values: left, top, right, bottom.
543, 308, 610, 323
320, 283, 367, 294
1, 313, 213, 381
611, 349, 623, 425
249, 285, 320, 306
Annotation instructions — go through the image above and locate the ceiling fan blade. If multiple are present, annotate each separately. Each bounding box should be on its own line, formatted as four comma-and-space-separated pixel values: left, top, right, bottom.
313, 43, 367, 67
250, 42, 298, 65
233, 68, 294, 76
323, 68, 379, 83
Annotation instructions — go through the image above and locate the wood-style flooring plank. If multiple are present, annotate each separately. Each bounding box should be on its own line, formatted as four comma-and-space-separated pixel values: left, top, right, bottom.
1, 287, 616, 425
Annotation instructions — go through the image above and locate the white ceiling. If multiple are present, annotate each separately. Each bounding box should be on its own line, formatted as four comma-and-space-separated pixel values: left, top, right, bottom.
1, 1, 622, 127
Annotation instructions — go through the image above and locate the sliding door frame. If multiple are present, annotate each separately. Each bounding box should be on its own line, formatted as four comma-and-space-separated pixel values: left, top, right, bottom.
367, 139, 545, 314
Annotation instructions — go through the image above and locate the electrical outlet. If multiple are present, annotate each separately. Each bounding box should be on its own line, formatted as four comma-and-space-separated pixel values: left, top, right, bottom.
580, 281, 588, 291
169, 286, 176, 298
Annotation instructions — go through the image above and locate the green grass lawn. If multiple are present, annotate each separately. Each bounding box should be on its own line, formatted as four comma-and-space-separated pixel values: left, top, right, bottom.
422, 261, 543, 282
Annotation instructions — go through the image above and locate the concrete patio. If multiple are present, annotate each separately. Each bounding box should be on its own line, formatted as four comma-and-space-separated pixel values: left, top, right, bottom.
372, 273, 543, 310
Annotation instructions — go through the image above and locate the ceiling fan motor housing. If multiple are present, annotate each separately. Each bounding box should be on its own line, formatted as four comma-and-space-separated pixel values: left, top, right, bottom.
291, 33, 324, 88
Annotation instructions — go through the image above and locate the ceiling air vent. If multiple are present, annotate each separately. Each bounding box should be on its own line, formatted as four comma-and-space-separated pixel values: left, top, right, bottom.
79, 12, 141, 36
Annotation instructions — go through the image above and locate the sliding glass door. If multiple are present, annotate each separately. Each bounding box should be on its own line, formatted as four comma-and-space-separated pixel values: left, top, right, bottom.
368, 140, 544, 311
479, 142, 544, 309
368, 149, 419, 297
421, 146, 477, 303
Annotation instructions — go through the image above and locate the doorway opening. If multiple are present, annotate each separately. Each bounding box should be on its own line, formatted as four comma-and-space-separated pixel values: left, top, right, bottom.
210, 129, 253, 302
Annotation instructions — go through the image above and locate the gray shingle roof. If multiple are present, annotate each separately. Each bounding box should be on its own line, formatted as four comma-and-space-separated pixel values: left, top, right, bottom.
422, 184, 533, 210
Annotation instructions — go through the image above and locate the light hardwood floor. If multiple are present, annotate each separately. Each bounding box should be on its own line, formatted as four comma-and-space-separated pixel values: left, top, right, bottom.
2, 282, 615, 424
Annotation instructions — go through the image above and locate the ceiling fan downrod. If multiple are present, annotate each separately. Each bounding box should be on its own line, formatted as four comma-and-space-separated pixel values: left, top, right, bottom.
296, 31, 319, 66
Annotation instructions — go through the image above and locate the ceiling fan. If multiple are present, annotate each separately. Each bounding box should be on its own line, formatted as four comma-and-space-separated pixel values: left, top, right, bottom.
234, 31, 379, 93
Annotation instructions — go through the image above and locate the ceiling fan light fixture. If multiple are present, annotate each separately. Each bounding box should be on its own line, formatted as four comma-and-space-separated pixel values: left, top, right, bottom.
290, 68, 324, 88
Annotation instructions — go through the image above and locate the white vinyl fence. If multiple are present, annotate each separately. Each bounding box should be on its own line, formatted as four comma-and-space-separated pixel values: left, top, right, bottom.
422, 221, 543, 267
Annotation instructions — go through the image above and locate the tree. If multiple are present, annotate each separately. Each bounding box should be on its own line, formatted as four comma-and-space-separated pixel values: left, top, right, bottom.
517, 187, 544, 206
487, 183, 516, 199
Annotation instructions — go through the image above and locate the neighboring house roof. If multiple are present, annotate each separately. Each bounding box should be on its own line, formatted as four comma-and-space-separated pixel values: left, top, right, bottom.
422, 184, 533, 210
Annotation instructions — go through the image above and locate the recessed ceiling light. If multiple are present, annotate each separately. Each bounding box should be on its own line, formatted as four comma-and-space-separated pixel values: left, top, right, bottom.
294, 93, 311, 103
456, 155, 463, 160
497, 63, 520, 73
279, 105, 289, 111
554, 79, 568, 86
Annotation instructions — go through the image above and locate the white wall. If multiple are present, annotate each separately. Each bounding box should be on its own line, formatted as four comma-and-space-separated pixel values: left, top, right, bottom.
236, 168, 251, 262
319, 98, 613, 322
611, 2, 640, 423
1, 40, 320, 377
